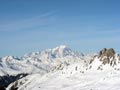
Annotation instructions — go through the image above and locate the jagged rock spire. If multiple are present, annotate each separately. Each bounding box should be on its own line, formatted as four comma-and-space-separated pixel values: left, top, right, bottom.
98, 48, 116, 65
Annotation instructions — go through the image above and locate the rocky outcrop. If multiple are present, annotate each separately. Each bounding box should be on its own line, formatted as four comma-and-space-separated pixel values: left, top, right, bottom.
117, 54, 120, 61
0, 73, 28, 90
98, 48, 115, 59
98, 48, 116, 65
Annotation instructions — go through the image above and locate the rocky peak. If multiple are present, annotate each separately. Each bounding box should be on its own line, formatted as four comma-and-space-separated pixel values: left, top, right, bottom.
98, 48, 115, 58
98, 48, 116, 65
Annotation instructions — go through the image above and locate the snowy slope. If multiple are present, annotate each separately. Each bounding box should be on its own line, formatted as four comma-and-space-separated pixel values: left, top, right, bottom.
0, 45, 85, 76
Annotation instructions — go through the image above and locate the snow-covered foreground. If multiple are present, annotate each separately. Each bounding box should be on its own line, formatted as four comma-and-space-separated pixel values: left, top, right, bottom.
30, 71, 120, 90
7, 64, 120, 90
7, 56, 120, 90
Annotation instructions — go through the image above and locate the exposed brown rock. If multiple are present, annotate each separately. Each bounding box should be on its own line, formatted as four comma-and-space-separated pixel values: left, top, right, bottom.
106, 48, 115, 58
117, 54, 120, 61
99, 48, 115, 58
98, 48, 116, 65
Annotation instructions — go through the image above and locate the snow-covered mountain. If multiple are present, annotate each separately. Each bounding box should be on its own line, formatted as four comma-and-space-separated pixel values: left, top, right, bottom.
0, 45, 85, 76
0, 46, 120, 90
23, 45, 80, 59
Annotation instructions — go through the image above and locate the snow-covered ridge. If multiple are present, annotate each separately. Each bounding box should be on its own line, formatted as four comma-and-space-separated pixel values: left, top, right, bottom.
0, 45, 85, 76
23, 45, 80, 59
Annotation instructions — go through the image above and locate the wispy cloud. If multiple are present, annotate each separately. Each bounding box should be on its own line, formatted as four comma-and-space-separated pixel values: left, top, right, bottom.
52, 29, 120, 40
0, 11, 57, 32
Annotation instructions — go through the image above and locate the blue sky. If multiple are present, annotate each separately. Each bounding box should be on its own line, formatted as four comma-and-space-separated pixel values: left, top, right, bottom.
0, 0, 120, 57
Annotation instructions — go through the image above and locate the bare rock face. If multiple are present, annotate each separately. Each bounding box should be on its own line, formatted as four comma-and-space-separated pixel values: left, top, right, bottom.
98, 48, 116, 65
117, 54, 120, 61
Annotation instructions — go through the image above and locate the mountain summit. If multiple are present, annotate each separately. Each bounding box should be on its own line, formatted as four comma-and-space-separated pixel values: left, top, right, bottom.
23, 45, 79, 60
45, 45, 77, 58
